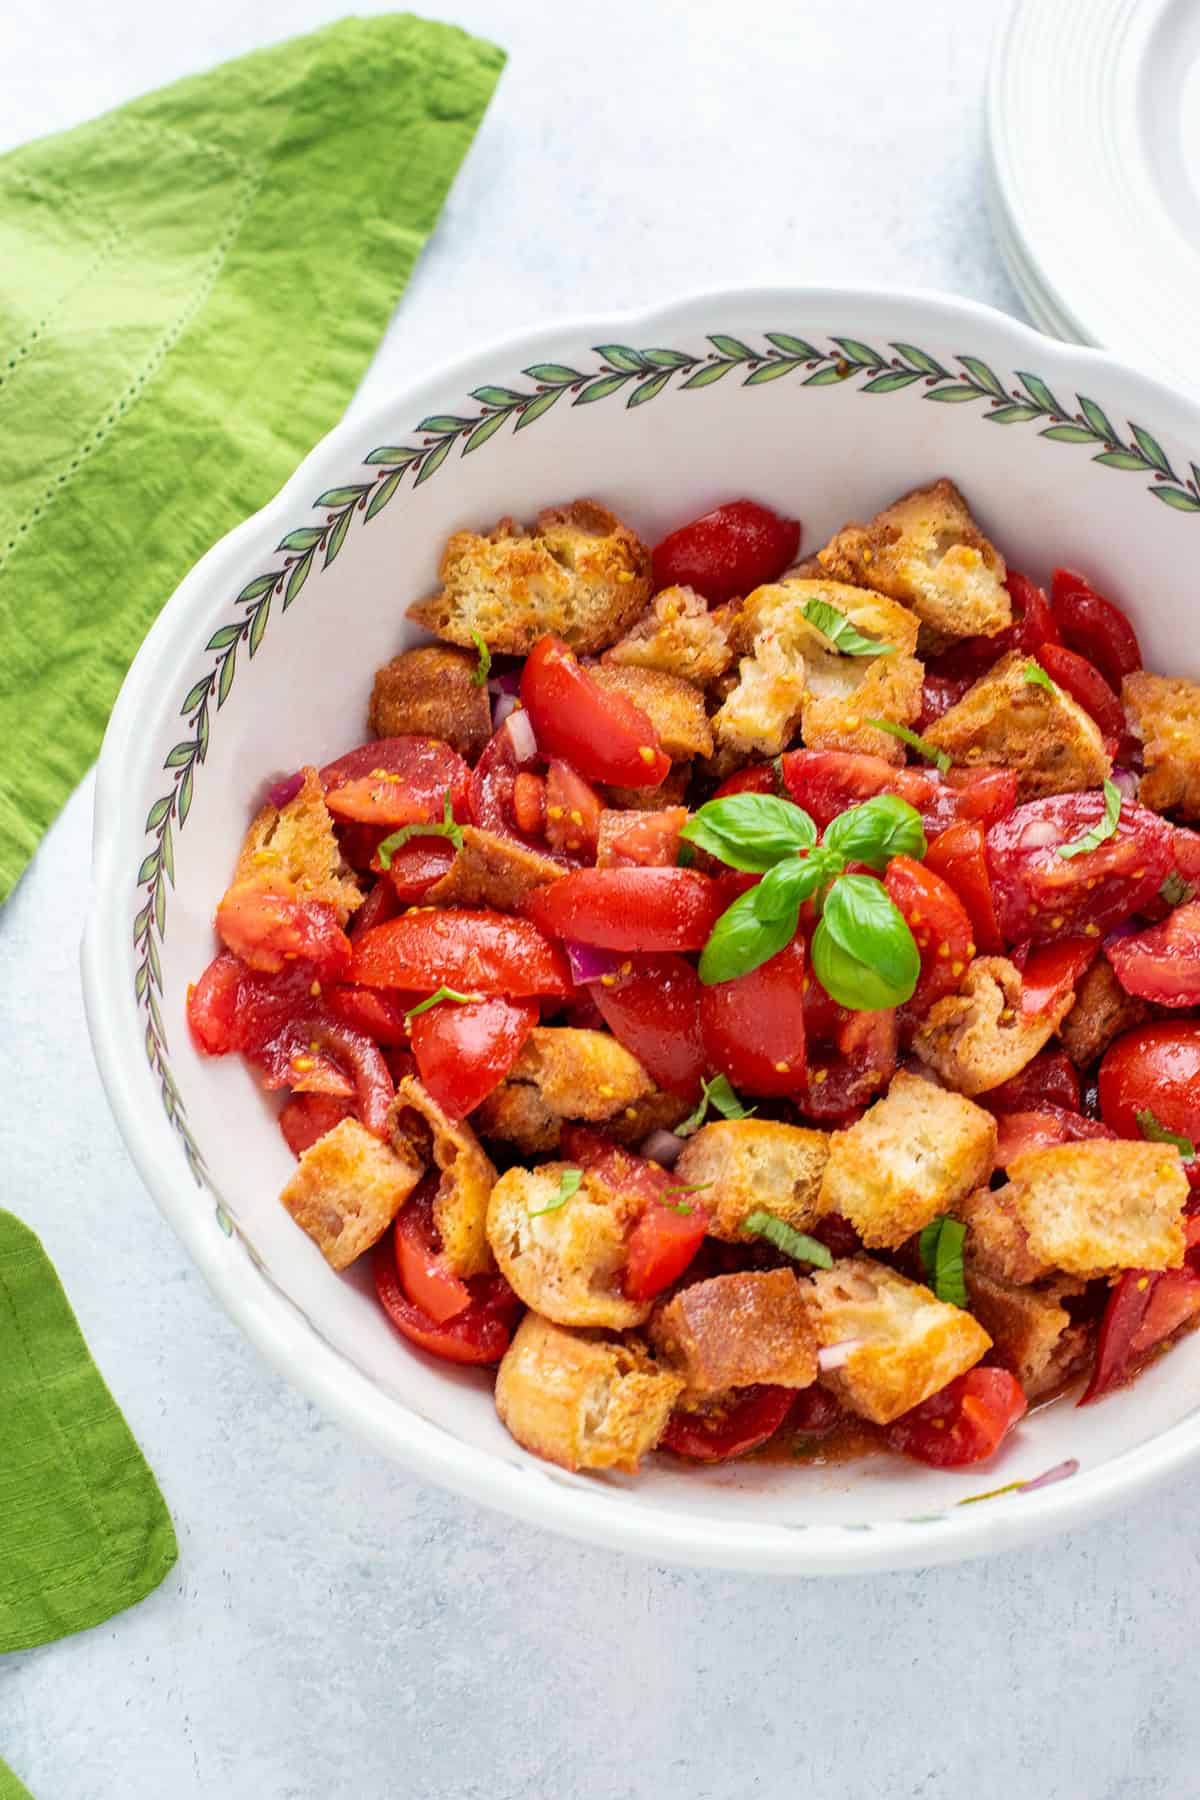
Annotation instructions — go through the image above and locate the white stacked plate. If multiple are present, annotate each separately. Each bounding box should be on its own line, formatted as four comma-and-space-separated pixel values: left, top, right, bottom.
989, 0, 1200, 391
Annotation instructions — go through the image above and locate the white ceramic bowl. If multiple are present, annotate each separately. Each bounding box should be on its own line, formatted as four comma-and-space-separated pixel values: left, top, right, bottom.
83, 287, 1200, 1573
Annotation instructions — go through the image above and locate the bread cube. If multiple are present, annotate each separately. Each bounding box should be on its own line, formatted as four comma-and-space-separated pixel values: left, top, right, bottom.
672, 1119, 830, 1243
589, 664, 713, 759
912, 956, 1076, 1095
1060, 955, 1153, 1067
424, 826, 564, 911
596, 806, 688, 868
924, 649, 1111, 799
391, 1076, 497, 1277
1123, 672, 1200, 818
957, 1185, 1050, 1285
603, 584, 735, 684
280, 1117, 424, 1270
473, 1028, 659, 1157
494, 1314, 684, 1473
486, 1161, 652, 1328
225, 765, 361, 925
647, 1269, 817, 1396
367, 644, 492, 760
964, 1269, 1089, 1400
1002, 1140, 1188, 1279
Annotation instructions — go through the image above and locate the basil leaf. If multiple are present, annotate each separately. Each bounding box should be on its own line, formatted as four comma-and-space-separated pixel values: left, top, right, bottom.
1024, 658, 1057, 695
811, 874, 920, 1009
470, 629, 491, 687
697, 855, 830, 984
1137, 1107, 1196, 1162
917, 1214, 969, 1308
1058, 779, 1122, 860
404, 985, 482, 1019
1161, 870, 1195, 908
823, 794, 927, 870
676, 1073, 756, 1136
801, 597, 896, 657
377, 789, 464, 866
864, 717, 952, 773
741, 1208, 834, 1268
528, 1168, 584, 1218
681, 792, 817, 870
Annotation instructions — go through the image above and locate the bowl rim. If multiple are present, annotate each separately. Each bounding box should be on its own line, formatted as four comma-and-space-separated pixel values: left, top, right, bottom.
83, 281, 1200, 1573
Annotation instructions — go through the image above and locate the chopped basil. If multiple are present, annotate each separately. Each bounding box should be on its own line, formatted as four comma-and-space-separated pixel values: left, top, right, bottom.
1058, 779, 1121, 861
528, 1168, 583, 1217
1160, 870, 1195, 908
404, 986, 482, 1019
470, 630, 491, 687
1137, 1108, 1196, 1163
918, 1215, 969, 1309
376, 789, 464, 867
811, 874, 920, 1010
697, 853, 831, 984
864, 717, 952, 774
801, 597, 896, 657
680, 792, 817, 871
823, 793, 927, 870
1024, 658, 1057, 695
676, 1074, 755, 1137
741, 1209, 833, 1269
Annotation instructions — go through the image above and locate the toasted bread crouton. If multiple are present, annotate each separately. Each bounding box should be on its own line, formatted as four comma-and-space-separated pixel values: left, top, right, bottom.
711, 631, 807, 759
957, 1185, 1052, 1285
474, 1077, 688, 1156
596, 806, 688, 868
672, 1119, 829, 1242
602, 764, 692, 811
1000, 1140, 1188, 1279
407, 500, 651, 656
729, 578, 921, 659
589, 665, 713, 760
647, 1269, 818, 1396
367, 645, 492, 760
479, 1028, 658, 1154
803, 1256, 991, 1424
486, 1162, 650, 1328
817, 479, 1010, 646
423, 826, 564, 911
800, 654, 925, 763
227, 765, 362, 924
964, 1270, 1089, 1400
391, 1076, 497, 1277
912, 956, 1075, 1095
819, 1072, 997, 1249
602, 585, 735, 685
280, 1117, 424, 1270
1123, 673, 1200, 818
1060, 955, 1153, 1067
924, 649, 1111, 799
494, 1313, 683, 1473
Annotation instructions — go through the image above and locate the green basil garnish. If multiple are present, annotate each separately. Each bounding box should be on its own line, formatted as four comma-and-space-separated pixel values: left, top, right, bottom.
918, 1215, 969, 1309
1160, 870, 1195, 908
800, 598, 896, 657
470, 629, 491, 687
1058, 779, 1122, 861
1024, 658, 1057, 695
811, 874, 920, 1010
680, 792, 817, 871
1137, 1108, 1196, 1163
741, 1209, 834, 1269
698, 853, 832, 985
676, 1074, 755, 1136
864, 718, 952, 773
404, 986, 482, 1019
528, 1168, 584, 1218
376, 789, 464, 867
822, 793, 927, 871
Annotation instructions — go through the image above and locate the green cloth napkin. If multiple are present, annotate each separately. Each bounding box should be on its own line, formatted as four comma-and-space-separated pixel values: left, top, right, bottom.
0, 13, 505, 901
0, 1209, 177, 1654
0, 1762, 33, 1800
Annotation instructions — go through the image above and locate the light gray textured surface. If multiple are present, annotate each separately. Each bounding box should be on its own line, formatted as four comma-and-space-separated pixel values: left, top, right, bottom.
2, 2, 1193, 1796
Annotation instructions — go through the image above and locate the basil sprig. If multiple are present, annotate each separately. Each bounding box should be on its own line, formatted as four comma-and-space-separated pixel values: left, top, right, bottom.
1058, 779, 1121, 861
404, 986, 482, 1019
1024, 658, 1057, 695
676, 1073, 756, 1136
800, 597, 896, 657
918, 1214, 969, 1309
689, 790, 926, 1008
741, 1209, 833, 1269
865, 717, 951, 773
470, 629, 491, 687
377, 790, 463, 867
1137, 1108, 1196, 1163
528, 1168, 583, 1218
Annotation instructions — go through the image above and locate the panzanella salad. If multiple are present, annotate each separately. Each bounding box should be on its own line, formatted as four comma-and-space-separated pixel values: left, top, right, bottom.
189, 484, 1200, 1478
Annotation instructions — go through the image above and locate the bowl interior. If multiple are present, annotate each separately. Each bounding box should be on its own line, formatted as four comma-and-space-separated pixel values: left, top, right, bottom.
89, 291, 1200, 1566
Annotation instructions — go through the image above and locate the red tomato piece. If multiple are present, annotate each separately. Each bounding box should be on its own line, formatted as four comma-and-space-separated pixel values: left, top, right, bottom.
596, 807, 688, 869
1018, 938, 1098, 1016
1051, 567, 1142, 691
924, 767, 1018, 835
591, 953, 706, 1098
378, 837, 457, 902
324, 984, 412, 1045
512, 770, 547, 837
884, 1368, 1027, 1466
321, 736, 470, 829
986, 795, 1173, 945
544, 760, 602, 859
1035, 643, 1125, 738
884, 854, 974, 1017
1173, 827, 1200, 885
781, 750, 1014, 837
468, 722, 550, 852
979, 570, 1061, 662
215, 890, 352, 978
374, 1232, 522, 1366
393, 1180, 473, 1323
713, 763, 778, 799
187, 952, 247, 1054
350, 877, 401, 937
700, 933, 807, 1097
525, 867, 727, 953
559, 1126, 675, 1203
351, 909, 572, 998
925, 820, 1004, 955
790, 1384, 846, 1433
1099, 1023, 1200, 1146
798, 1007, 898, 1115
994, 1105, 1116, 1168
651, 499, 801, 605
623, 1203, 709, 1301
918, 670, 974, 729
520, 637, 670, 788
1076, 1218, 1200, 1407
278, 1092, 353, 1156
661, 1384, 796, 1462
409, 994, 539, 1118
1106, 903, 1200, 1008
983, 1047, 1081, 1116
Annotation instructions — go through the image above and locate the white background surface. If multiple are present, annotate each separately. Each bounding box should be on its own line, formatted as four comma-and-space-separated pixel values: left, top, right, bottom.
1, 2, 1193, 1796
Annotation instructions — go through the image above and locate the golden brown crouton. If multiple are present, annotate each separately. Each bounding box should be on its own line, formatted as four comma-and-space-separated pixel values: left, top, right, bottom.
817, 478, 1010, 645
672, 1119, 829, 1243
711, 631, 807, 759
958, 1185, 1052, 1285
1060, 955, 1153, 1067
912, 956, 1076, 1095
494, 1314, 683, 1473
804, 1256, 991, 1424
964, 1269, 1089, 1401
603, 585, 735, 684
391, 1076, 497, 1277
589, 665, 713, 760
1001, 1140, 1188, 1279
800, 654, 925, 764
367, 645, 492, 760
924, 649, 1111, 799
472, 1028, 659, 1158
1123, 672, 1200, 818
279, 1117, 424, 1270
423, 826, 564, 912
227, 766, 362, 924
408, 500, 651, 656
486, 1162, 650, 1328
730, 578, 921, 659
647, 1269, 818, 1396
596, 806, 688, 868
819, 1072, 997, 1249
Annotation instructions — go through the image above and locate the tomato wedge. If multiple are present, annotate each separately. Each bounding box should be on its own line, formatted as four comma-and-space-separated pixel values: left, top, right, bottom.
278, 1092, 353, 1156
1106, 902, 1200, 1008
651, 499, 801, 605
215, 889, 351, 978
986, 795, 1174, 945
520, 636, 670, 787
378, 837, 457, 901
884, 1368, 1027, 1466
544, 760, 603, 859
798, 1006, 898, 1115
1078, 1216, 1200, 1406
374, 1232, 522, 1366
525, 867, 728, 953
591, 953, 706, 1098
409, 994, 539, 1117
925, 820, 1003, 954
700, 933, 807, 1096
1050, 567, 1142, 691
321, 736, 471, 828
469, 721, 549, 851
983, 1047, 1081, 1115
781, 750, 1015, 836
661, 1385, 796, 1462
351, 909, 572, 997
187, 951, 248, 1053
1018, 938, 1098, 1015
623, 1203, 709, 1301
350, 877, 401, 937
713, 763, 778, 799
560, 1125, 674, 1200
1035, 643, 1125, 738
324, 984, 412, 1045
393, 1181, 473, 1322
994, 1106, 1116, 1168
884, 854, 974, 1017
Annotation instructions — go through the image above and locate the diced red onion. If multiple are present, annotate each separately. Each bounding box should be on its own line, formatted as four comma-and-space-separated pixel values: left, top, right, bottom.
268, 771, 304, 809
640, 1129, 686, 1168
487, 670, 522, 696
565, 941, 624, 986
505, 709, 539, 765
817, 1339, 863, 1372
1015, 817, 1063, 849
1110, 767, 1139, 803
492, 691, 520, 730
1018, 1457, 1079, 1494
1104, 918, 1139, 950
